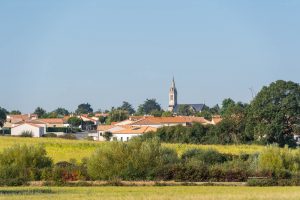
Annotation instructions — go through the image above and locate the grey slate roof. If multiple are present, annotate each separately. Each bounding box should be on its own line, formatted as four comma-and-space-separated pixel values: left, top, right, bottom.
173, 104, 206, 113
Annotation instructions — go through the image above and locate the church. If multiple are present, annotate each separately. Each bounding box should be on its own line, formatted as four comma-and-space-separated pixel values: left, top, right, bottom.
168, 78, 206, 113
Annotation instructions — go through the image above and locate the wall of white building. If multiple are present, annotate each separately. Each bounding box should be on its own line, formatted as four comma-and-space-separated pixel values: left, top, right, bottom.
112, 133, 141, 141
11, 124, 44, 137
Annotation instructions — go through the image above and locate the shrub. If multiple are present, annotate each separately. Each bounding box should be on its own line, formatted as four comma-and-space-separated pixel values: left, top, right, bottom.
0, 145, 53, 184
103, 131, 112, 141
21, 131, 33, 137
43, 133, 57, 138
58, 134, 77, 140
173, 163, 209, 182
52, 162, 79, 183
258, 146, 300, 178
87, 138, 168, 180
181, 149, 228, 165
247, 178, 277, 186
46, 127, 71, 133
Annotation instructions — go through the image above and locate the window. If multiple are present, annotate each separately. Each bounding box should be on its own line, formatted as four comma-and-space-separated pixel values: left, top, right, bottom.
170, 95, 173, 100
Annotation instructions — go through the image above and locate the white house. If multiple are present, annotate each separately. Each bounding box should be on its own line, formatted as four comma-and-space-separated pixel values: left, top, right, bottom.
89, 125, 157, 141
11, 123, 45, 137
112, 126, 157, 141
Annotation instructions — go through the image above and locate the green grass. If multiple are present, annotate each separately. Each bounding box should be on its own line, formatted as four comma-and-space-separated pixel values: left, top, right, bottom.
0, 136, 266, 163
1, 186, 300, 200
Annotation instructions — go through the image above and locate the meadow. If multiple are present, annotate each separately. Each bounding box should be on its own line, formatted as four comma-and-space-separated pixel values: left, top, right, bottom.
1, 186, 300, 200
0, 136, 267, 163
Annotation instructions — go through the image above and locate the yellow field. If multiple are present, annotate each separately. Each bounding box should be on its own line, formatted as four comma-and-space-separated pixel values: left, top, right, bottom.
0, 136, 266, 163
0, 186, 300, 200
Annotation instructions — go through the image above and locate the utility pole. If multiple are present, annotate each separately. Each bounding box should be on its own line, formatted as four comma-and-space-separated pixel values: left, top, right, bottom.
249, 87, 255, 99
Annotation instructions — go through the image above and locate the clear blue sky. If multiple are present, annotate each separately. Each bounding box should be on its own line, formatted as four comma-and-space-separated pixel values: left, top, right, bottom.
1, 0, 300, 113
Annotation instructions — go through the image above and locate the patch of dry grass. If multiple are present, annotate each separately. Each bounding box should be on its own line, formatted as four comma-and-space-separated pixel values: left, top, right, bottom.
0, 186, 300, 200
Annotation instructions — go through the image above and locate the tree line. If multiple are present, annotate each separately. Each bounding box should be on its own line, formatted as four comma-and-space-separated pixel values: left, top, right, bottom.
142, 80, 300, 147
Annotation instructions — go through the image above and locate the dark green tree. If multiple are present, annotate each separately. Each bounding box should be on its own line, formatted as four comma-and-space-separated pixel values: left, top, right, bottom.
67, 117, 82, 128
162, 111, 173, 117
0, 107, 7, 127
220, 98, 236, 116
75, 103, 93, 114
118, 101, 135, 115
137, 99, 161, 115
108, 109, 129, 122
103, 131, 113, 141
10, 110, 21, 115
53, 107, 70, 116
245, 80, 300, 147
177, 104, 195, 116
34, 107, 46, 118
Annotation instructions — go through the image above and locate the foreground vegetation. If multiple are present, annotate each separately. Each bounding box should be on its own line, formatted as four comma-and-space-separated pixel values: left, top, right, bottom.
1, 186, 300, 200
0, 136, 265, 162
1, 137, 300, 186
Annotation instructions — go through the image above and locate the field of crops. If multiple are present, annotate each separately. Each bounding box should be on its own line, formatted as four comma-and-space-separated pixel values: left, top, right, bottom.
1, 186, 300, 200
0, 136, 266, 163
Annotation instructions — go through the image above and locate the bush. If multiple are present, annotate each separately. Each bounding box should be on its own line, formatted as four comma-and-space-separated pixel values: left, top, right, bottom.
88, 138, 168, 180
0, 145, 53, 184
247, 178, 278, 186
0, 178, 28, 186
181, 149, 228, 165
174, 163, 209, 182
258, 146, 300, 178
43, 133, 57, 138
58, 134, 77, 140
21, 131, 33, 137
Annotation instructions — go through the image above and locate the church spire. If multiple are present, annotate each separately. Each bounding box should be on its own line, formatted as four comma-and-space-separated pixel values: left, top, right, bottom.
168, 77, 177, 111
172, 76, 175, 88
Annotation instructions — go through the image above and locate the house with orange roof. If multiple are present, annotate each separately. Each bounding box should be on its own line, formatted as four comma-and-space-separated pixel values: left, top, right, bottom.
37, 118, 66, 127
112, 126, 157, 141
7, 114, 38, 124
11, 123, 45, 137
211, 115, 222, 125
89, 124, 156, 141
129, 116, 212, 128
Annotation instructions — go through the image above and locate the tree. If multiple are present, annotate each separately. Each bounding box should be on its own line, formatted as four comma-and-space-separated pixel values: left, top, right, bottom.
108, 109, 129, 123
162, 111, 173, 117
137, 99, 161, 115
67, 117, 82, 128
209, 104, 220, 115
98, 116, 107, 124
177, 104, 195, 116
118, 101, 135, 115
75, 103, 93, 114
53, 108, 70, 116
245, 80, 300, 147
197, 110, 213, 120
0, 107, 7, 128
221, 98, 236, 116
10, 110, 21, 115
150, 109, 163, 117
103, 131, 113, 141
34, 107, 46, 118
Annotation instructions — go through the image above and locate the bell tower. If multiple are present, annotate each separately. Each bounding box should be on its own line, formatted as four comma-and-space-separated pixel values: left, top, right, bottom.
168, 77, 177, 111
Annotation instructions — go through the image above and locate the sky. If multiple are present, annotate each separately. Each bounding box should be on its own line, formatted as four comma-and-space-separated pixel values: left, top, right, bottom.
0, 0, 300, 113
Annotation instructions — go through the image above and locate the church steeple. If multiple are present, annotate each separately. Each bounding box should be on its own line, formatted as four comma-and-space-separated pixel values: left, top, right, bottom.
168, 77, 177, 111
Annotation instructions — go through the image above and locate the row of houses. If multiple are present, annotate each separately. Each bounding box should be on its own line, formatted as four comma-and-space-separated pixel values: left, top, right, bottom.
3, 113, 222, 140
89, 115, 222, 141
3, 114, 100, 137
